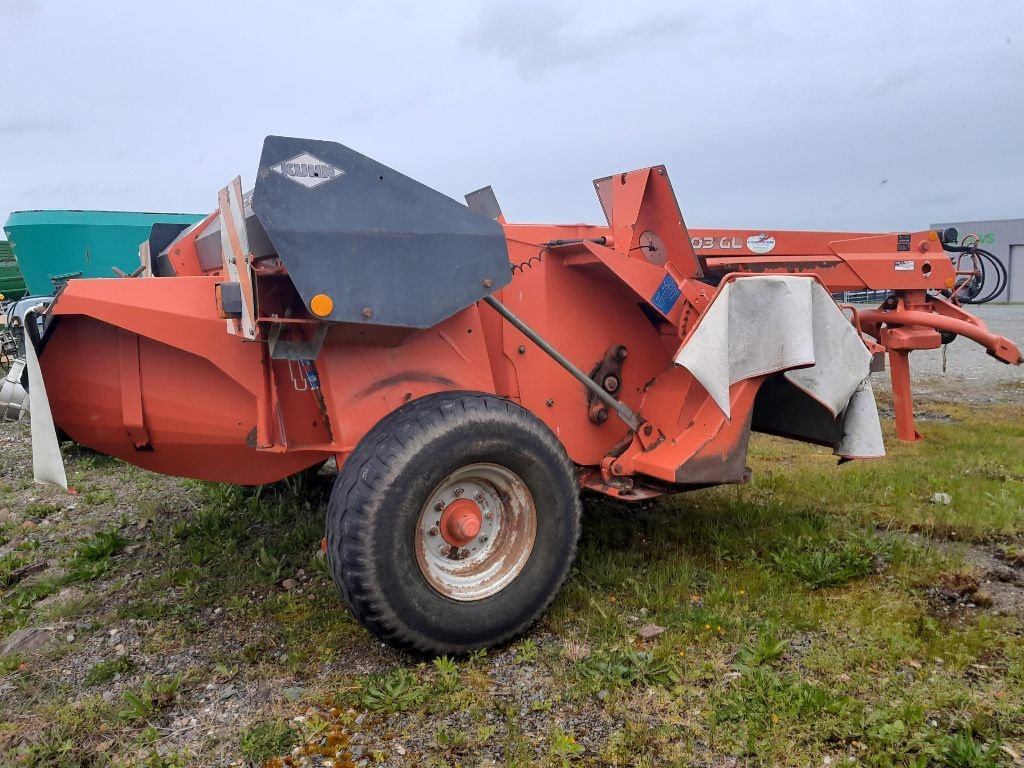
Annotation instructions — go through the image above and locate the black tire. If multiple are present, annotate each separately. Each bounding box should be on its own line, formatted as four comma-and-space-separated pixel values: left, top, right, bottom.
326, 391, 581, 656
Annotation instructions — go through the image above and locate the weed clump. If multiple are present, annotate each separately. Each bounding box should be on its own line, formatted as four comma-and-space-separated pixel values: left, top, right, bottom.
240, 720, 298, 764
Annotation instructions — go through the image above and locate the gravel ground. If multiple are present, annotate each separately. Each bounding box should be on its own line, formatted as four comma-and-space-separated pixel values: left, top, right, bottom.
867, 303, 1024, 404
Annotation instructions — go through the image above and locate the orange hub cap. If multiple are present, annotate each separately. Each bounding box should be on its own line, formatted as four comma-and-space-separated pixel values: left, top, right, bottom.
439, 499, 483, 546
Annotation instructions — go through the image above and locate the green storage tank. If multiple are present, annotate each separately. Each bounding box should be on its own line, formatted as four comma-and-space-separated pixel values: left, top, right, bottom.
0, 240, 28, 301
4, 210, 205, 296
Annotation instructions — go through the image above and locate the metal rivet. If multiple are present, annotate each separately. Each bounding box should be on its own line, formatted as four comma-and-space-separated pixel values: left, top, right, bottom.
546, 399, 555, 407
362, 307, 373, 318
518, 345, 526, 354
483, 278, 493, 288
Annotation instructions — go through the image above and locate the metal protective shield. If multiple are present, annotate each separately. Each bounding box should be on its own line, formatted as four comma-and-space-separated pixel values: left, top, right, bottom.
252, 136, 511, 329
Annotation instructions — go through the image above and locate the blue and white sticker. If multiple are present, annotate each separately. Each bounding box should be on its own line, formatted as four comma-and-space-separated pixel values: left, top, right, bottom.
650, 274, 681, 315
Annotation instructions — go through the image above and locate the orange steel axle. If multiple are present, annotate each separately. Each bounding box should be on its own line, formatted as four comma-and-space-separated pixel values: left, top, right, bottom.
30, 138, 1020, 494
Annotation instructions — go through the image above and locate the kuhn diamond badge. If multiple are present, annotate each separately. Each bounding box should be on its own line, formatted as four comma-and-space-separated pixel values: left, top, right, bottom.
270, 152, 345, 189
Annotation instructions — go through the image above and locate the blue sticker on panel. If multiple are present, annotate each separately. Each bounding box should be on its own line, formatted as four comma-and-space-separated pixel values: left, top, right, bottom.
650, 274, 681, 315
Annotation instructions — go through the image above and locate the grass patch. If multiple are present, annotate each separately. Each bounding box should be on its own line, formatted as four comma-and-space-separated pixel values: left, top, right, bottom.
239, 721, 298, 764
85, 656, 135, 686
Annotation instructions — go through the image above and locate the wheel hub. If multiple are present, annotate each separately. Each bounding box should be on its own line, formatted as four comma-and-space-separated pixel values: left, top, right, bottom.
440, 499, 482, 546
415, 463, 537, 602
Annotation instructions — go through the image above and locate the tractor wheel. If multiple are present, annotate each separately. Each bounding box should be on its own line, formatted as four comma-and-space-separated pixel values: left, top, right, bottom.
326, 391, 581, 656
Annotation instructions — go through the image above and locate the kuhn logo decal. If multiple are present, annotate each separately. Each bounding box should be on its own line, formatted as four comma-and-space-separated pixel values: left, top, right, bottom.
270, 152, 345, 189
746, 232, 776, 254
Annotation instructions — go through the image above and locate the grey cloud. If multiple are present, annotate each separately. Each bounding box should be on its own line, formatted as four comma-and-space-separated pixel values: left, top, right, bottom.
461, 2, 697, 77
0, 118, 72, 136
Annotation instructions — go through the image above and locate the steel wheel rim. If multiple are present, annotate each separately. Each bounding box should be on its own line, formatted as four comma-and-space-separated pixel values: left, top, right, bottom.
414, 462, 537, 602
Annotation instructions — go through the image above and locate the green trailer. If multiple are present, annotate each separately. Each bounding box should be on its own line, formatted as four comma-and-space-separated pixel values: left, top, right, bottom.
0, 241, 27, 301
4, 210, 204, 296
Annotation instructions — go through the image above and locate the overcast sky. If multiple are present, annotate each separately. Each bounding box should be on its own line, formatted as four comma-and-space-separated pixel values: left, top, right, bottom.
1, 0, 1022, 232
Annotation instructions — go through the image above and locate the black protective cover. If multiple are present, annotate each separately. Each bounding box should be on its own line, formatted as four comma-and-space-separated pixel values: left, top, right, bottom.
252, 136, 511, 329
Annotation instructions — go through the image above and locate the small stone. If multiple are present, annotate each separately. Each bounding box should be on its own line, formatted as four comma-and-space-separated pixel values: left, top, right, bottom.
65, 633, 75, 643
638, 623, 666, 640
21, 520, 37, 530
282, 686, 306, 702
930, 492, 952, 505
213, 607, 223, 616
0, 627, 54, 657
281, 578, 299, 591
395, 745, 406, 756
0, 508, 12, 522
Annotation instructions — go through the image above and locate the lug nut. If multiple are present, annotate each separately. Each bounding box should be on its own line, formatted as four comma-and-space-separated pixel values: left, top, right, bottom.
480, 535, 488, 542
428, 526, 439, 536
475, 492, 485, 502
435, 501, 445, 511
454, 488, 464, 497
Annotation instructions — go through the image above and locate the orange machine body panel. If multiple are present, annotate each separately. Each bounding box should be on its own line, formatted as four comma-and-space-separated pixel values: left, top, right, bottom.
34, 161, 1021, 491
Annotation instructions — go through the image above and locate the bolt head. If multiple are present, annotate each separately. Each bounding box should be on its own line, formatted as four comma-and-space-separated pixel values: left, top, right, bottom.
518, 345, 526, 354
362, 307, 373, 318
602, 374, 620, 392
483, 278, 494, 288
428, 526, 439, 536
480, 535, 488, 543
595, 408, 609, 424
454, 487, 464, 497
434, 501, 445, 511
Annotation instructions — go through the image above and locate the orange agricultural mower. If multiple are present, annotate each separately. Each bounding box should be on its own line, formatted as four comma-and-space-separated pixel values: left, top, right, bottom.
14, 136, 1022, 654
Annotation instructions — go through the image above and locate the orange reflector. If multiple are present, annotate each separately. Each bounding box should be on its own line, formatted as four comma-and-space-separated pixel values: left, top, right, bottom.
928, 230, 938, 241
945, 277, 956, 289
310, 293, 334, 317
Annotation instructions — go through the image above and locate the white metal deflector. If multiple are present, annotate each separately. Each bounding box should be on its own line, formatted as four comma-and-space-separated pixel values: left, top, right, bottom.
24, 315, 68, 489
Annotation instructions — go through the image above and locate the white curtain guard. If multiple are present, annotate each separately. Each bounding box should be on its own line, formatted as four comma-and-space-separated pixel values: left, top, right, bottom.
674, 276, 885, 459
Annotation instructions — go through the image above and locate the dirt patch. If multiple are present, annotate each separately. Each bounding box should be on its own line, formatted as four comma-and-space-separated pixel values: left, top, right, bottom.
926, 543, 1024, 619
